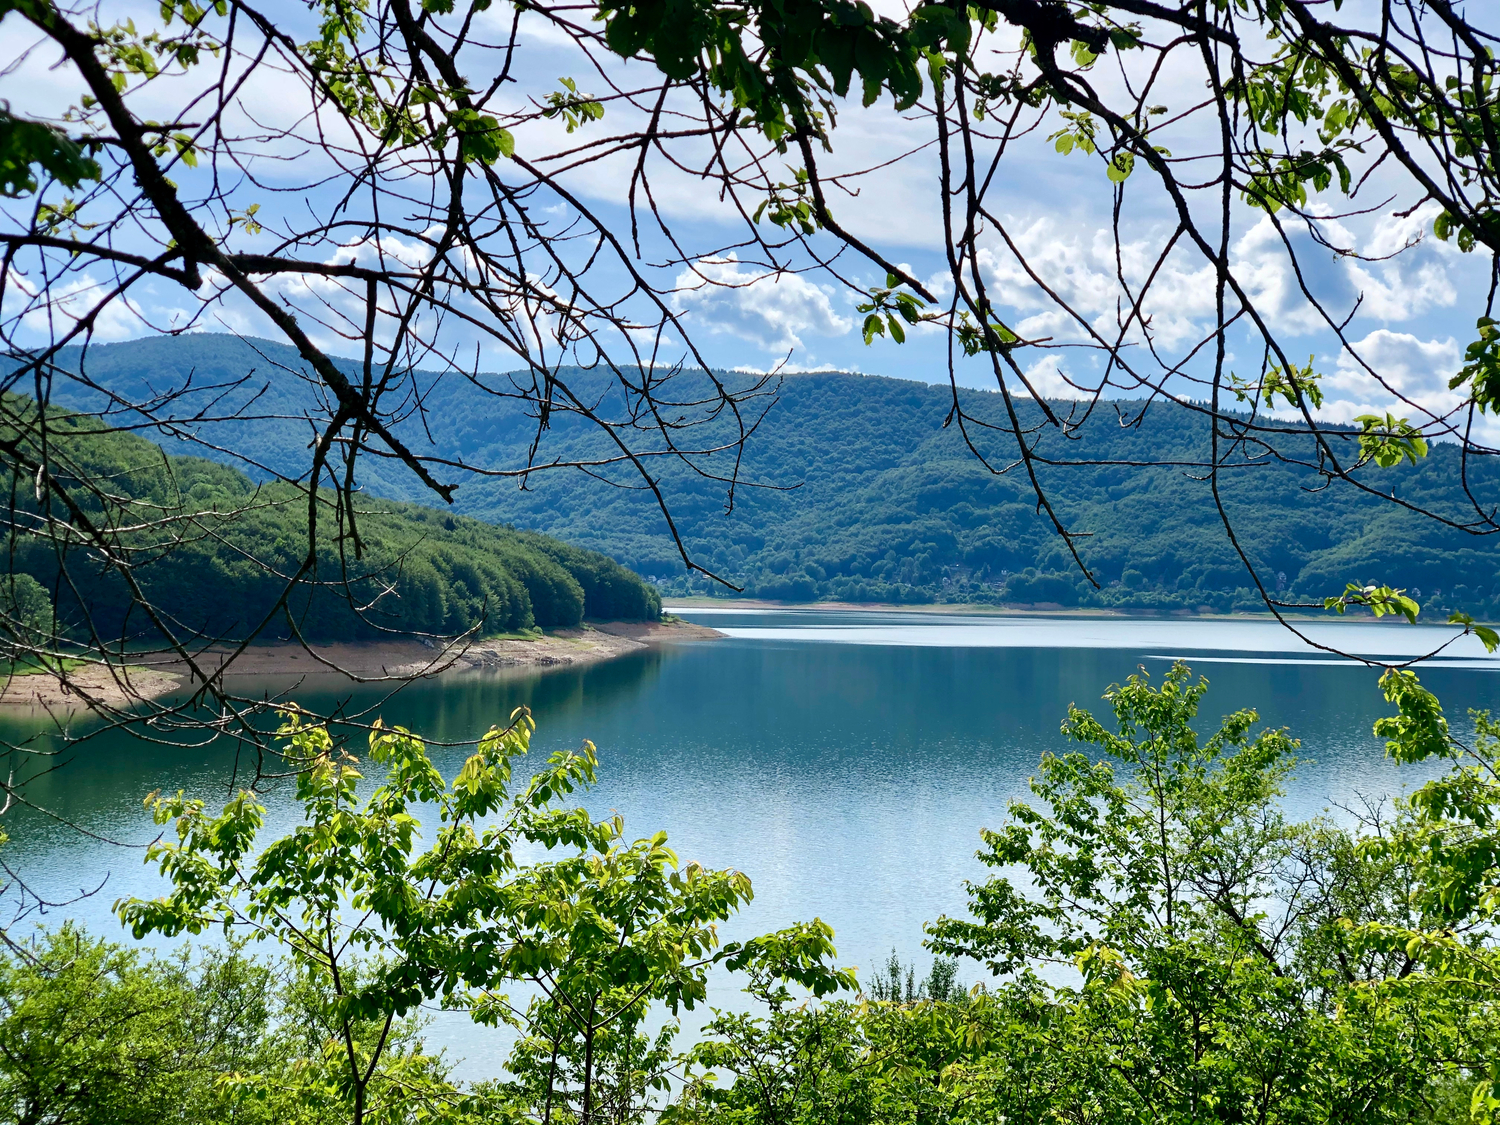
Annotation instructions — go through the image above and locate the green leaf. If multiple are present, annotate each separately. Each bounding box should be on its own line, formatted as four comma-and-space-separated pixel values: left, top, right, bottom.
1374, 668, 1451, 762
1323, 581, 1420, 624
1448, 611, 1500, 653
1451, 317, 1500, 413
1069, 39, 1098, 68
1230, 356, 1324, 410
450, 108, 514, 164
0, 109, 101, 197
1353, 412, 1428, 467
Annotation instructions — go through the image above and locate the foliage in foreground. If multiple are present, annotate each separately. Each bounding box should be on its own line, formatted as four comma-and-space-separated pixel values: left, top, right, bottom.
113, 705, 851, 1125
0, 926, 447, 1125
9, 666, 1500, 1123
664, 665, 1496, 1125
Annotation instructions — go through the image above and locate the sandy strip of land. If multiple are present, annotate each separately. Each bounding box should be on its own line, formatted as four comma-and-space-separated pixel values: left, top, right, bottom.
0, 619, 722, 710
0, 662, 184, 711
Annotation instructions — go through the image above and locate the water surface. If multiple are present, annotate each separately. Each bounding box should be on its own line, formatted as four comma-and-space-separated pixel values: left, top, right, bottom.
3, 607, 1495, 1075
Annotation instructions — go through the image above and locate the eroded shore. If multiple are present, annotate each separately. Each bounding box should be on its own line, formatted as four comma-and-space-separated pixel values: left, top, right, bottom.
0, 619, 722, 710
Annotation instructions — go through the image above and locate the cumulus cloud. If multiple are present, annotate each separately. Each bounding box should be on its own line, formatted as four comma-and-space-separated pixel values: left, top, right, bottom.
1344, 257, 1457, 322
965, 206, 1474, 409
1323, 329, 1462, 423
1363, 200, 1447, 259
977, 218, 1219, 353
1345, 204, 1460, 321
7, 269, 162, 341
1232, 208, 1460, 332
1014, 353, 1086, 399
985, 209, 1464, 345
1231, 216, 1357, 335
671, 256, 853, 355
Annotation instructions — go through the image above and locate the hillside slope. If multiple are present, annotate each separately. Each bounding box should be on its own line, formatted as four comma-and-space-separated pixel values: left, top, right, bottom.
1, 401, 660, 646
24, 334, 1500, 615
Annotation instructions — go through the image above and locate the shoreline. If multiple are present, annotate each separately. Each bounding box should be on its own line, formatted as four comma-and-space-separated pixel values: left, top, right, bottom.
663, 598, 1400, 623
0, 618, 722, 711
663, 600, 1296, 627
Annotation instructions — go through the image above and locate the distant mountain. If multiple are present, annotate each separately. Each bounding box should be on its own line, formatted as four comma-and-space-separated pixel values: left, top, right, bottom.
20, 333, 1500, 616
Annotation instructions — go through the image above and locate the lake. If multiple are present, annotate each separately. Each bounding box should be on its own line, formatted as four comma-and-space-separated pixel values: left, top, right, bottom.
3, 606, 1497, 1076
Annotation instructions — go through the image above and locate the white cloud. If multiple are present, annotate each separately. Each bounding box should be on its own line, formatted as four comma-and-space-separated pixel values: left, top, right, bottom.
977, 218, 1220, 356
968, 208, 1473, 403
1015, 353, 1083, 399
1364, 200, 1446, 259
1324, 329, 1462, 424
1232, 207, 1463, 335
8, 269, 156, 340
671, 256, 853, 355
1345, 257, 1457, 321
1228, 214, 1367, 335
1344, 204, 1461, 321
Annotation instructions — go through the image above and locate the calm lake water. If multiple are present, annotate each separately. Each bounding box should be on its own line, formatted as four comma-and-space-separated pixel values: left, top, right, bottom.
3, 607, 1498, 1075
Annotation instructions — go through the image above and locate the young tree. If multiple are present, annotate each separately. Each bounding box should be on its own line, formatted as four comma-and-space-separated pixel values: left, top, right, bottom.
1347, 668, 1500, 1120
668, 665, 1497, 1125
118, 705, 851, 1125
922, 661, 1488, 1121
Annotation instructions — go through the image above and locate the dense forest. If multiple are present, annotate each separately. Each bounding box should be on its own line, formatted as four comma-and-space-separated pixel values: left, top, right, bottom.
38, 334, 1500, 616
1, 402, 660, 646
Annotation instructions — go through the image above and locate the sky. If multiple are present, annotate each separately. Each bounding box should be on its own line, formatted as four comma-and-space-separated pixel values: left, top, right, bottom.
0, 0, 1490, 436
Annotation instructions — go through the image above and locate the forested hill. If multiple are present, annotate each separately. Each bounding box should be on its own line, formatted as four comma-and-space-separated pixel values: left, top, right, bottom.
28, 333, 1500, 616
3, 402, 661, 645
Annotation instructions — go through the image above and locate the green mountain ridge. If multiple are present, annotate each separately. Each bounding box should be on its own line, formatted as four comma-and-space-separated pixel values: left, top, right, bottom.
17, 334, 1500, 617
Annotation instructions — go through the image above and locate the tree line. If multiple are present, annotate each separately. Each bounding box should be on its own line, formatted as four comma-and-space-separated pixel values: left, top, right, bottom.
0, 399, 660, 666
